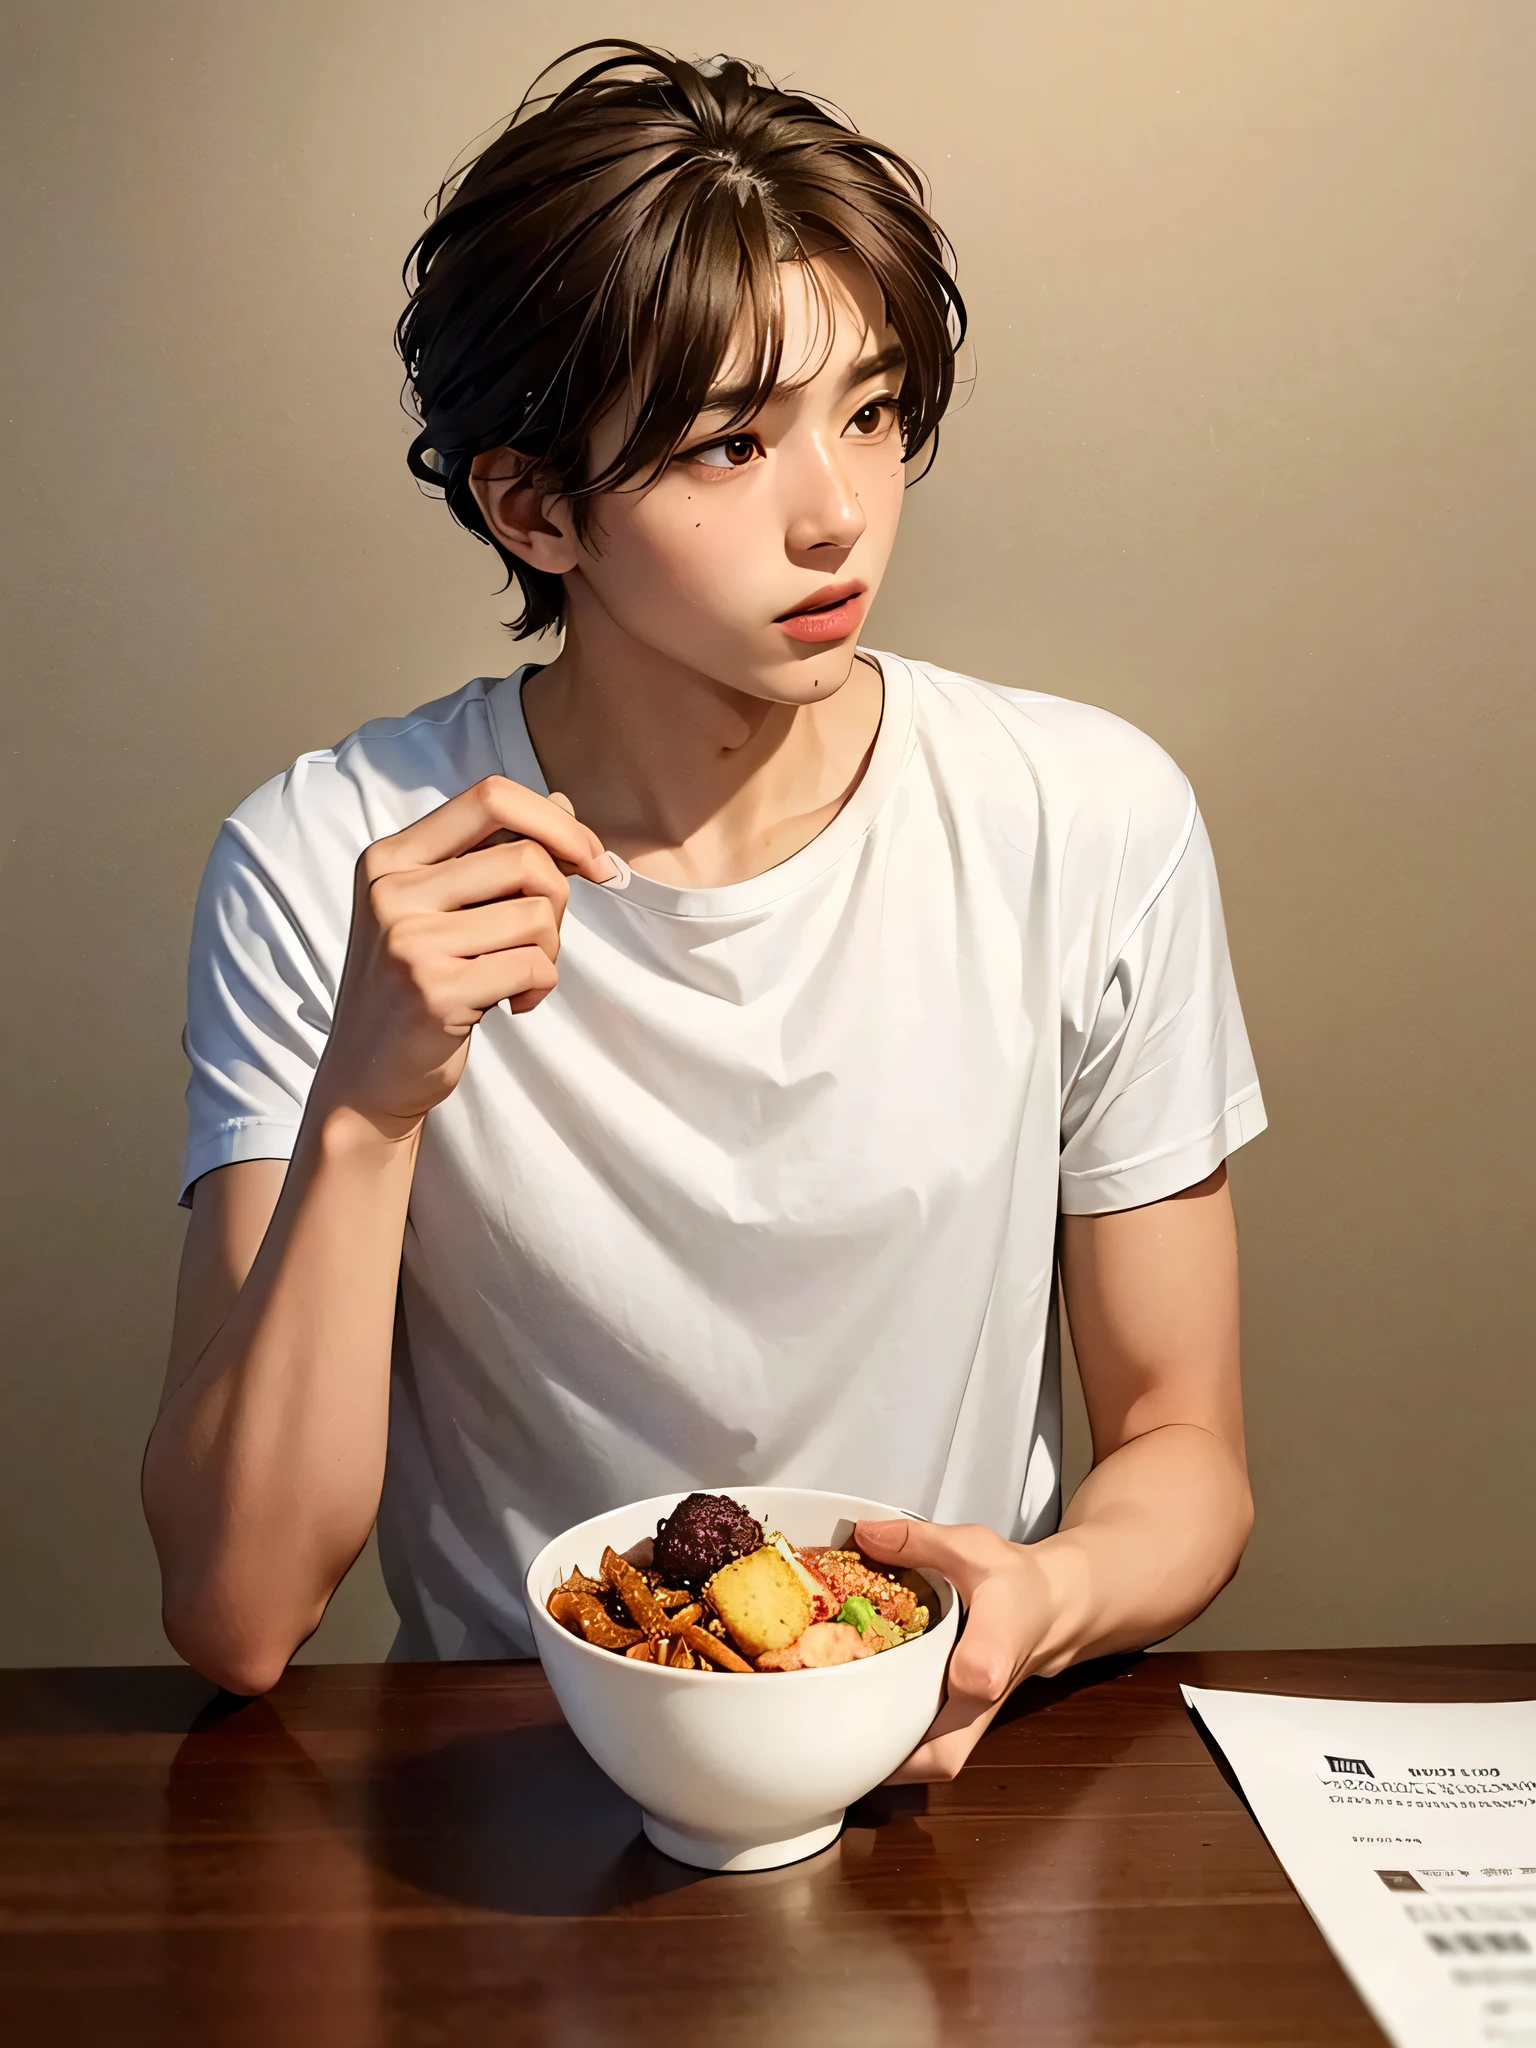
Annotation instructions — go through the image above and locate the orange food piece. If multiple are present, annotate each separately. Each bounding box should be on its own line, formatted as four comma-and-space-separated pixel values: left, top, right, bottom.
757, 1621, 873, 1671
601, 1546, 672, 1637
547, 1585, 644, 1651
681, 1624, 753, 1673
800, 1549, 924, 1627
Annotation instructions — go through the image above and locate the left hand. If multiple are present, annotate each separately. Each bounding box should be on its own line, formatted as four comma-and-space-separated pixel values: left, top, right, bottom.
854, 1516, 1059, 1783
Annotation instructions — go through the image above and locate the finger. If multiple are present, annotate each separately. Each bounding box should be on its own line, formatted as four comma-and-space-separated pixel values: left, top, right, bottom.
374, 839, 570, 918
407, 897, 561, 967
547, 790, 576, 816
853, 1517, 1010, 1599
369, 776, 612, 880
454, 946, 559, 1016
943, 1573, 1029, 1705
883, 1688, 1005, 1785
882, 1580, 1028, 1784
470, 823, 592, 880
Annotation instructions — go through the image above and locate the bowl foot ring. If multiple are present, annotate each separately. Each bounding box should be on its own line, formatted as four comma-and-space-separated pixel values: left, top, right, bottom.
641, 1810, 845, 1872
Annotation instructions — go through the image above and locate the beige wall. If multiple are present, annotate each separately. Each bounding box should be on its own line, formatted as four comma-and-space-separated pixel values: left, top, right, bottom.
1, 1, 1530, 1668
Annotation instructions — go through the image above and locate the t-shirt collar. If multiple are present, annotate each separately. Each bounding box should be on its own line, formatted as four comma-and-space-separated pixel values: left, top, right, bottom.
488, 649, 915, 920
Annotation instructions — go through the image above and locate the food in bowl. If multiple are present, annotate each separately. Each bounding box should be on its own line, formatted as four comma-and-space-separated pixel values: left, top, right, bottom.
526, 1486, 960, 1871
545, 1489, 934, 1674
650, 1488, 764, 1580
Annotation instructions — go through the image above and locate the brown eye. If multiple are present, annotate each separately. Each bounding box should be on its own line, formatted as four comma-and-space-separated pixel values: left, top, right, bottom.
848, 401, 890, 437
694, 433, 760, 470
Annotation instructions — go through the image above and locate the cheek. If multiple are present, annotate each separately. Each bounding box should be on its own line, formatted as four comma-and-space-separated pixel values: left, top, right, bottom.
864, 453, 907, 534
599, 485, 766, 610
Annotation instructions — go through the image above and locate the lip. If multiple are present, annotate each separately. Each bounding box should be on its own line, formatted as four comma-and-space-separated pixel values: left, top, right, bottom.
775, 580, 868, 645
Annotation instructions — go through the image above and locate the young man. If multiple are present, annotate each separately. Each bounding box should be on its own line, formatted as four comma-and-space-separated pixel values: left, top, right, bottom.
144, 43, 1264, 1780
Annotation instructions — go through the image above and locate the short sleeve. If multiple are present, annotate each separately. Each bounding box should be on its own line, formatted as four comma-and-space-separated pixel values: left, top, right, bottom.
1059, 804, 1266, 1215
175, 676, 510, 1205
178, 811, 344, 1206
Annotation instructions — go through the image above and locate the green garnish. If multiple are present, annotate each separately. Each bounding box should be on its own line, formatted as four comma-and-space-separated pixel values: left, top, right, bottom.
834, 1595, 877, 1634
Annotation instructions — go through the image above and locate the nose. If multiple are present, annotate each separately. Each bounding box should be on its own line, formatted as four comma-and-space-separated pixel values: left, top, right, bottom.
782, 429, 866, 564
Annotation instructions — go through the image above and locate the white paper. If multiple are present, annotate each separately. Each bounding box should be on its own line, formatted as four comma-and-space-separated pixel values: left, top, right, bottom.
1183, 1686, 1536, 2048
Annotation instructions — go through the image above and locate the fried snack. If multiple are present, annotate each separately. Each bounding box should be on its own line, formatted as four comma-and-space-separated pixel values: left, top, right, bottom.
769, 1534, 837, 1621
601, 1546, 673, 1637
895, 1567, 939, 1629
543, 1498, 936, 1674
860, 1611, 905, 1652
547, 1584, 644, 1652
800, 1548, 929, 1631
705, 1545, 813, 1658
680, 1623, 753, 1673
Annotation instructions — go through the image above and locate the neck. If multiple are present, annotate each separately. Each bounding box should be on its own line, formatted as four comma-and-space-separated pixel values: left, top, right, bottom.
519, 600, 883, 890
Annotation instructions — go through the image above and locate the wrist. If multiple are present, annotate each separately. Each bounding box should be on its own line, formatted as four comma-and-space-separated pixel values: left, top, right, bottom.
303, 1092, 425, 1170
1017, 1532, 1097, 1678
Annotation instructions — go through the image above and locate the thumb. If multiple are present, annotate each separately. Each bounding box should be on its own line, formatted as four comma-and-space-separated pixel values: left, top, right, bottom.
854, 1516, 999, 1599
544, 790, 621, 884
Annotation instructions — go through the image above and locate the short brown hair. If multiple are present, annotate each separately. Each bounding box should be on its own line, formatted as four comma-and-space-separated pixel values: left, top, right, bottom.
396, 40, 966, 638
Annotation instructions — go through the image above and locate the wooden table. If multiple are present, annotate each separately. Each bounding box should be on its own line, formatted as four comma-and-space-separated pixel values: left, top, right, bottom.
1, 1646, 1531, 2045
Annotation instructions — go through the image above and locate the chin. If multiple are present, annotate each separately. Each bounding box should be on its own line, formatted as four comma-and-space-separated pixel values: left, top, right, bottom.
763, 642, 864, 702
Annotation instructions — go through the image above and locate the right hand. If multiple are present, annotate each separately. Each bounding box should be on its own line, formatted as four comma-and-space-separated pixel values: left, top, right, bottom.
318, 775, 616, 1131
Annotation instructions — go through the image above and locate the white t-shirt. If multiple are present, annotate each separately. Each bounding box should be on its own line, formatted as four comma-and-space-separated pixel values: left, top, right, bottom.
180, 651, 1266, 1660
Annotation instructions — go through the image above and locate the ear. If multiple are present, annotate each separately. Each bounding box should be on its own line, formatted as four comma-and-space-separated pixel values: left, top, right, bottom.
468, 449, 580, 576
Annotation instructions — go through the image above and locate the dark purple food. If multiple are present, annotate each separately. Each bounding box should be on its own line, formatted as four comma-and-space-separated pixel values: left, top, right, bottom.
653, 1492, 764, 1583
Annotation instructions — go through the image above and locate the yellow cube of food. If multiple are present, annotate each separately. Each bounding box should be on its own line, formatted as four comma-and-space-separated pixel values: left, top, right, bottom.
705, 1545, 813, 1658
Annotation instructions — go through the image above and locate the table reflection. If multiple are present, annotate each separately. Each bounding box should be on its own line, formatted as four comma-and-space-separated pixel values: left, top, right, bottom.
359, 1722, 976, 2044
162, 1695, 381, 2047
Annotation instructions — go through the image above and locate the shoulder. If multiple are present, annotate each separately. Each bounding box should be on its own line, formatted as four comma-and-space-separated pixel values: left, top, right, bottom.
192, 675, 508, 959
222, 675, 506, 871
900, 657, 1196, 864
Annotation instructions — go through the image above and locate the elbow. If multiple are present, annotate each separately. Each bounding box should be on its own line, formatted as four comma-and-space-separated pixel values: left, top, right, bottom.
161, 1589, 302, 1699
145, 1492, 321, 1698
165, 1614, 294, 1699
1213, 1477, 1256, 1597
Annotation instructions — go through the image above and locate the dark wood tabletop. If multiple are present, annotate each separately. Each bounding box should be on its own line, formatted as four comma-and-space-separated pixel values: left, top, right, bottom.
1, 1644, 1532, 2046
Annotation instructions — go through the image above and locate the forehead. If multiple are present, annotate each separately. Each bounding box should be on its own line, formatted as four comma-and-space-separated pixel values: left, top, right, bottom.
709, 251, 897, 407
585, 247, 905, 481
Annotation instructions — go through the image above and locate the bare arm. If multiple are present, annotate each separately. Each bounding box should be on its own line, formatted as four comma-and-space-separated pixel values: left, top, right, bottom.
1045, 1162, 1250, 1658
144, 1127, 417, 1695
858, 1162, 1251, 1780
142, 779, 615, 1695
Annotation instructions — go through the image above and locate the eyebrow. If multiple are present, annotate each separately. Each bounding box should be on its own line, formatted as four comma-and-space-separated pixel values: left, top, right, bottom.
841, 343, 908, 390
700, 342, 908, 418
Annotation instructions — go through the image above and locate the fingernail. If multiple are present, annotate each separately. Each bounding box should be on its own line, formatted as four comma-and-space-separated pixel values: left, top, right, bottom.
594, 852, 628, 889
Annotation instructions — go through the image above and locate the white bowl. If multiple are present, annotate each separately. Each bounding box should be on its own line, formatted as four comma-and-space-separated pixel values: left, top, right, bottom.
525, 1486, 959, 1872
